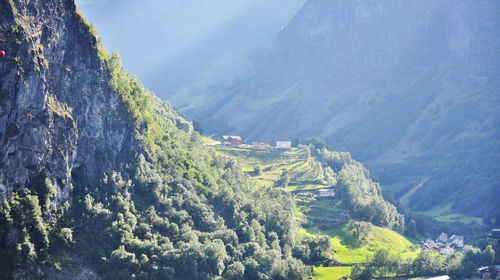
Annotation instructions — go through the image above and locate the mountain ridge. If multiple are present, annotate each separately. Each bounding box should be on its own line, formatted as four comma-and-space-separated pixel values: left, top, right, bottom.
203, 0, 500, 219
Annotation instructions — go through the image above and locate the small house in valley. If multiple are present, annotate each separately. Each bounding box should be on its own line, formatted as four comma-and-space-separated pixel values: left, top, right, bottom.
426, 276, 450, 280
438, 232, 448, 243
276, 141, 292, 149
424, 238, 436, 248
478, 267, 491, 279
221, 136, 242, 146
252, 142, 272, 149
318, 188, 335, 198
439, 245, 454, 255
449, 235, 464, 248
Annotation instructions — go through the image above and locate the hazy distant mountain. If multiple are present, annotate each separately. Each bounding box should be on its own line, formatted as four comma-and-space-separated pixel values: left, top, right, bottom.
76, 0, 305, 118
207, 0, 500, 218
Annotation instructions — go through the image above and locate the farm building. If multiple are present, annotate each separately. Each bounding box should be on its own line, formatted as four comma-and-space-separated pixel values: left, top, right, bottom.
449, 235, 464, 248
318, 188, 335, 198
221, 136, 242, 146
276, 141, 291, 149
438, 232, 448, 243
439, 245, 454, 255
252, 142, 272, 149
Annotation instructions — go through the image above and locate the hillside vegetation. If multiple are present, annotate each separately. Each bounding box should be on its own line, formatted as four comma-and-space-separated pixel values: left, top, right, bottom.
215, 143, 499, 279
216, 143, 404, 230
0, 2, 313, 279
1, 1, 497, 280
214, 143, 418, 279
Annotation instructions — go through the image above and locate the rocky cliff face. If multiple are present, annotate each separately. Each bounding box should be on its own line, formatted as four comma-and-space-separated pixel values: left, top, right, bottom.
206, 0, 500, 216
0, 0, 137, 205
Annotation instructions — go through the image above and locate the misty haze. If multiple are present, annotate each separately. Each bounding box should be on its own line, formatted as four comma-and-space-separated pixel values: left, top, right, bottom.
0, 0, 498, 279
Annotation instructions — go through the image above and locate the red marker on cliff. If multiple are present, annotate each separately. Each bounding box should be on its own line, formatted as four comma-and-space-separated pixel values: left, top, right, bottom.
0, 51, 5, 57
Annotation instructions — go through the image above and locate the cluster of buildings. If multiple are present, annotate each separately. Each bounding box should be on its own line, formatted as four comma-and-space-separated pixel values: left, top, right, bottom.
423, 232, 464, 255
477, 265, 500, 279
220, 135, 292, 149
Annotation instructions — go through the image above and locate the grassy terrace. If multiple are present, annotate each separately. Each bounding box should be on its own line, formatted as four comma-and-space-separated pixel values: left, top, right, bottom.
313, 267, 352, 280
301, 224, 420, 264
302, 222, 420, 279
214, 144, 330, 190
214, 145, 303, 165
420, 202, 483, 225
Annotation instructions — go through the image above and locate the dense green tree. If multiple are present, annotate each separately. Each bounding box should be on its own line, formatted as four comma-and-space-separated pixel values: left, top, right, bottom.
412, 249, 445, 276
306, 137, 326, 150
253, 165, 262, 176
351, 221, 372, 245
351, 265, 373, 280
405, 219, 417, 239
225, 261, 245, 280
276, 169, 290, 188
0, 191, 52, 278
482, 245, 495, 265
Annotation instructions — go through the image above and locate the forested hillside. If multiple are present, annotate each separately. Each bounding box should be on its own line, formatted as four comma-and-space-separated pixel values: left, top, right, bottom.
204, 0, 500, 221
0, 1, 311, 279
213, 140, 499, 279
1, 1, 498, 279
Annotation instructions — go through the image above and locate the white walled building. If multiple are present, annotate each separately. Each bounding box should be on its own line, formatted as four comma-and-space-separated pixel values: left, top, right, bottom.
276, 141, 292, 149
318, 188, 335, 198
437, 232, 448, 243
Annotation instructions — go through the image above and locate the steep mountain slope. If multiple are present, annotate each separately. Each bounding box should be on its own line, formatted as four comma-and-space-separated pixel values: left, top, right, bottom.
0, 1, 313, 279
207, 0, 500, 218
0, 0, 138, 204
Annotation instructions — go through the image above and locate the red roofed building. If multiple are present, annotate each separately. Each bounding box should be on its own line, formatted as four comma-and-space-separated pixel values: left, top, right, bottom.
221, 136, 242, 146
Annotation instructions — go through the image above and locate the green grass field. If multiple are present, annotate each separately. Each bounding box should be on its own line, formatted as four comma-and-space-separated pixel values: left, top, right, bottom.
419, 203, 483, 225
301, 223, 420, 264
308, 223, 420, 280
313, 267, 352, 280
215, 145, 331, 192
214, 145, 304, 165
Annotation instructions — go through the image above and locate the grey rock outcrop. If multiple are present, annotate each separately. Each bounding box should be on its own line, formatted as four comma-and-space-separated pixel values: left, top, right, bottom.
0, 0, 137, 205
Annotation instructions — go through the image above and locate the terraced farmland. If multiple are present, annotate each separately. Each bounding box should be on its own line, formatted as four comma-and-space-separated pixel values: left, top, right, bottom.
213, 143, 420, 280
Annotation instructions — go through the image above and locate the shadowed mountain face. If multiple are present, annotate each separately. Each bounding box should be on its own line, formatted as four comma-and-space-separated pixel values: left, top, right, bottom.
207, 0, 500, 217
76, 0, 305, 118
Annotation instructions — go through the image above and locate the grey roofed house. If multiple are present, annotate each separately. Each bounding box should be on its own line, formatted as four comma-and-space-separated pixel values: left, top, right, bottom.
276, 141, 291, 149
424, 238, 436, 247
437, 232, 448, 243
318, 188, 335, 197
439, 245, 455, 255
449, 235, 464, 247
